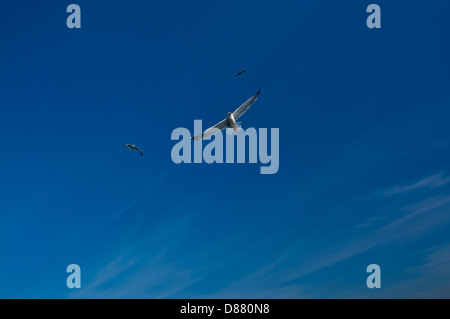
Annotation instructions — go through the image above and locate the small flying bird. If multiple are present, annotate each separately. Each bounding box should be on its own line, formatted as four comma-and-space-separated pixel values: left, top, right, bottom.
236, 69, 247, 76
192, 89, 261, 140
123, 144, 143, 156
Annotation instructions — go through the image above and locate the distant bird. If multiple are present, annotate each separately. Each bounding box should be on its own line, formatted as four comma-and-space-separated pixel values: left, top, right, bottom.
192, 89, 261, 140
236, 69, 247, 77
123, 144, 143, 156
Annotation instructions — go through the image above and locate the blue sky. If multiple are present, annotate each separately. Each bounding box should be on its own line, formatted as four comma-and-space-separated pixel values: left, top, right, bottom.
0, 0, 450, 298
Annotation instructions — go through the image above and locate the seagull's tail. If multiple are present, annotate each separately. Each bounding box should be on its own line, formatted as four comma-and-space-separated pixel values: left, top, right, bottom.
234, 122, 242, 133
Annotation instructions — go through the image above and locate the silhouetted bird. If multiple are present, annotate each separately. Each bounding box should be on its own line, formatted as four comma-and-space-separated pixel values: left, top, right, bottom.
236, 69, 247, 76
123, 144, 143, 156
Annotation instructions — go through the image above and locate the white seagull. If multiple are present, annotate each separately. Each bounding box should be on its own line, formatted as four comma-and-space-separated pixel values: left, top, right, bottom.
192, 89, 261, 140
123, 144, 143, 156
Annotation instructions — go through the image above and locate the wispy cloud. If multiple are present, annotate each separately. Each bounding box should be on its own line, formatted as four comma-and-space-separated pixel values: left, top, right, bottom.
381, 244, 450, 298
68, 212, 198, 298
354, 216, 382, 229
68, 253, 139, 298
217, 179, 450, 298
410, 245, 450, 277
382, 171, 450, 197
69, 168, 450, 299
107, 168, 178, 224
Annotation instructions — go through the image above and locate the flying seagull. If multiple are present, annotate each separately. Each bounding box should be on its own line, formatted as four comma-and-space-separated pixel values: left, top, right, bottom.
123, 144, 143, 156
192, 89, 261, 140
236, 69, 247, 76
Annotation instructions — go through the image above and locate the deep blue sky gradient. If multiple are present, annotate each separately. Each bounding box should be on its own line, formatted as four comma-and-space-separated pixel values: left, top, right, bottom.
1, 0, 450, 298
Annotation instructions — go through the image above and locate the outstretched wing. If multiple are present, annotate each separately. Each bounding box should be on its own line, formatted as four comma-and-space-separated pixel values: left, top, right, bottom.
132, 146, 143, 156
192, 119, 228, 140
232, 89, 261, 120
